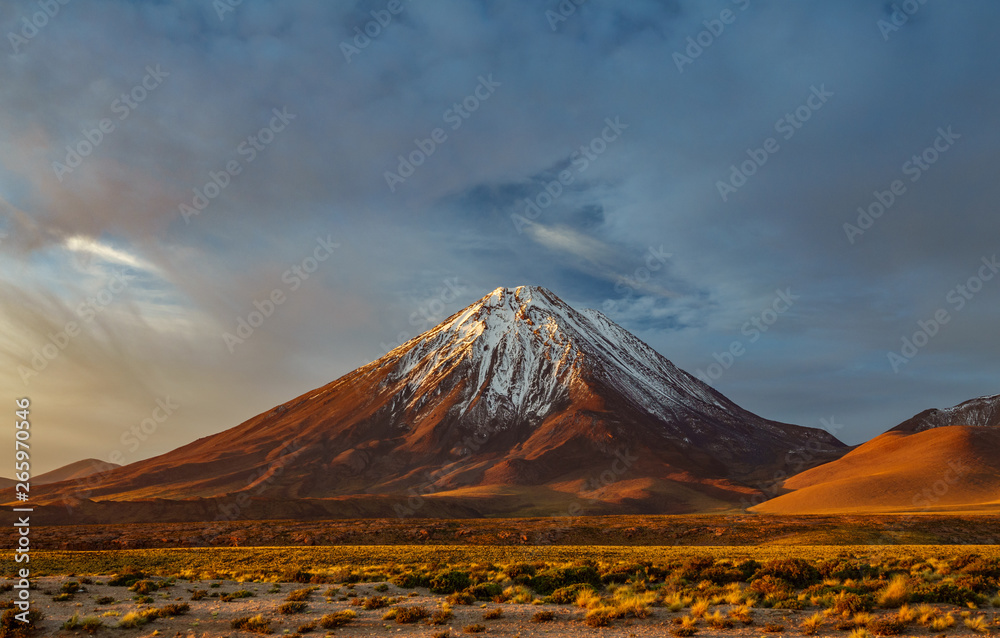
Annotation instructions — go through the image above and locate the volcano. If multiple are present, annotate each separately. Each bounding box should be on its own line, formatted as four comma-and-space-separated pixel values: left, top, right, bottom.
21, 286, 846, 521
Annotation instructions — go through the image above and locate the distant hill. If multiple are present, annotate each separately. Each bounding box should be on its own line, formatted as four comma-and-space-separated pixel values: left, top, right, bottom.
34, 458, 121, 485
751, 425, 1000, 514
0, 458, 119, 493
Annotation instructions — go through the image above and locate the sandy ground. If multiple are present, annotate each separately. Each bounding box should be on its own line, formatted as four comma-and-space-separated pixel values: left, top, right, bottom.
5, 577, 998, 637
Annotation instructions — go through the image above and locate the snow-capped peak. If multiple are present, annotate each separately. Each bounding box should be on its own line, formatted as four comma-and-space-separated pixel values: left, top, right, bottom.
381, 286, 728, 425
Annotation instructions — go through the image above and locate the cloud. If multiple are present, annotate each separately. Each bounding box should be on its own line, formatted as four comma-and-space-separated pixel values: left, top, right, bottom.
1, 0, 999, 472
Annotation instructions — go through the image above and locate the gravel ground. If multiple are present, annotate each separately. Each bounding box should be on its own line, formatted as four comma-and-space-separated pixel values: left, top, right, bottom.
5, 577, 998, 637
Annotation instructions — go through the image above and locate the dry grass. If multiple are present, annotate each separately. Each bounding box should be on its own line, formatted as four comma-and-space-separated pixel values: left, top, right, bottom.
800, 612, 824, 635
875, 575, 910, 608
964, 615, 988, 633
929, 613, 955, 632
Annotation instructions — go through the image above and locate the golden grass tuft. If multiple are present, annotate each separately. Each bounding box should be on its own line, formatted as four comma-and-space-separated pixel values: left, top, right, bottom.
876, 574, 910, 608
800, 612, 824, 635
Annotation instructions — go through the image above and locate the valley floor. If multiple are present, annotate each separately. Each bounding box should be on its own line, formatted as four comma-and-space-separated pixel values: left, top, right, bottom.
3, 514, 1000, 550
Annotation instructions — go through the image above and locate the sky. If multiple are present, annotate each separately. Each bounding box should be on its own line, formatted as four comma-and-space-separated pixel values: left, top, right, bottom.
1, 0, 999, 474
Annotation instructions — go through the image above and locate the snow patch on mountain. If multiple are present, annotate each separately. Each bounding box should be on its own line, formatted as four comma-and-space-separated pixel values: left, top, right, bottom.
384, 286, 746, 427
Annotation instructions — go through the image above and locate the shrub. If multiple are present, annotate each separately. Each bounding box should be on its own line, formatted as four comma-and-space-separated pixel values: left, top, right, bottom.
116, 610, 158, 629
190, 589, 208, 600
750, 575, 793, 598
430, 570, 471, 594
221, 589, 255, 602
394, 606, 430, 623
427, 609, 454, 625
231, 613, 272, 634
95, 596, 114, 605
545, 583, 597, 604
530, 565, 601, 595
446, 591, 476, 605
59, 581, 81, 594
470, 582, 503, 600
671, 627, 697, 637
374, 583, 390, 592
362, 595, 393, 609
820, 560, 877, 581
64, 614, 105, 634
129, 579, 160, 595
281, 568, 313, 583
279, 601, 308, 614
503, 563, 537, 580
285, 587, 314, 601
677, 557, 715, 582
911, 582, 981, 606
463, 623, 486, 633
700, 565, 744, 585
483, 607, 503, 620
297, 621, 317, 633
600, 563, 648, 585
531, 610, 555, 623
833, 592, 874, 614
762, 622, 786, 632
867, 616, 906, 635
157, 603, 190, 617
108, 569, 147, 587
319, 610, 356, 628
755, 558, 821, 588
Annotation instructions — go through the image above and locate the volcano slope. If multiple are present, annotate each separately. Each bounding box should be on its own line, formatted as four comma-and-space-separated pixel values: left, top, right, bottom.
15, 286, 846, 522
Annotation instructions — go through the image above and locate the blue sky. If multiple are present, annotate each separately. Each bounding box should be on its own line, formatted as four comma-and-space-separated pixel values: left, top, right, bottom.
1, 0, 999, 472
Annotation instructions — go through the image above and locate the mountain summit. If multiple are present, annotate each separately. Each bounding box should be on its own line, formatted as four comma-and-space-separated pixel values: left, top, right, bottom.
24, 286, 846, 521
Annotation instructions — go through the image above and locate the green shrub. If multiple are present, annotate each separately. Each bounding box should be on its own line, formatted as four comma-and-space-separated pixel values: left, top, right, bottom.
430, 570, 471, 594
678, 557, 715, 582
531, 610, 556, 623
530, 565, 601, 595
157, 603, 190, 617
700, 565, 744, 584
391, 571, 429, 589
285, 587, 314, 601
750, 575, 793, 598
231, 613, 272, 634
545, 583, 597, 604
319, 610, 356, 628
427, 609, 454, 625
108, 569, 147, 587
832, 592, 874, 614
470, 582, 504, 600
129, 579, 160, 595
279, 601, 308, 614
911, 582, 982, 606
394, 606, 430, 623
503, 563, 537, 579
0, 609, 43, 638
755, 558, 821, 587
